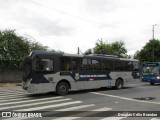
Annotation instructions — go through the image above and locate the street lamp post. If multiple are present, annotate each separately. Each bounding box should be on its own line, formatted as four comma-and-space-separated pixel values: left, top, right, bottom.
152, 24, 157, 62
152, 24, 157, 40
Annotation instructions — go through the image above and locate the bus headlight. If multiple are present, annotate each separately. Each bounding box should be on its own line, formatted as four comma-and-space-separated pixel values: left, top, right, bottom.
157, 76, 160, 80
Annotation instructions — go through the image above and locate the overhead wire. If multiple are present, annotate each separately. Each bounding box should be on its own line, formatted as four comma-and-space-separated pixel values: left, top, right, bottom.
25, 0, 160, 34
27, 0, 109, 26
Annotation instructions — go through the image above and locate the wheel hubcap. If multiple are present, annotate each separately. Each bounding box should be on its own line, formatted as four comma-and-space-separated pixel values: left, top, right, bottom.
60, 86, 66, 92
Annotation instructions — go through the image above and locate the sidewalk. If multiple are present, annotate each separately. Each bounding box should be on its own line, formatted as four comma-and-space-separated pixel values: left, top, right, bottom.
0, 82, 22, 87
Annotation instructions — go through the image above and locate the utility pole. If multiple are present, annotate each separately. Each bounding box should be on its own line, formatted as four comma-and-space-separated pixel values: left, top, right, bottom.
152, 24, 157, 62
152, 24, 157, 40
78, 47, 80, 55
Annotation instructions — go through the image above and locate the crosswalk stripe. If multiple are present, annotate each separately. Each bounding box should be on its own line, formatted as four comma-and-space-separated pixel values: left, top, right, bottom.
0, 96, 26, 100
0, 92, 24, 95
0, 92, 24, 96
17, 101, 82, 111
91, 107, 111, 111
0, 89, 24, 92
2, 117, 25, 120
53, 117, 125, 120
0, 98, 72, 110
0, 94, 24, 98
100, 117, 126, 120
150, 118, 160, 120
52, 117, 81, 120
0, 96, 63, 106
56, 104, 95, 111
53, 107, 112, 120
0, 93, 25, 98
0, 97, 30, 102
0, 90, 24, 93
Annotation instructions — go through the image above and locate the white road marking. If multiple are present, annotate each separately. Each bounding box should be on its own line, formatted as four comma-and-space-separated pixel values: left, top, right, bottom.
0, 96, 25, 100
0, 93, 24, 97
101, 117, 126, 120
0, 96, 63, 105
56, 104, 95, 111
0, 97, 30, 102
0, 90, 24, 93
17, 101, 82, 111
91, 107, 111, 111
52, 117, 81, 120
0, 98, 71, 110
0, 89, 24, 93
91, 92, 160, 105
150, 118, 160, 120
2, 117, 24, 120
0, 94, 24, 98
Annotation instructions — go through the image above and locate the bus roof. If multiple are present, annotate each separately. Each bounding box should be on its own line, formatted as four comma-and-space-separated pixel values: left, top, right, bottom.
29, 50, 139, 61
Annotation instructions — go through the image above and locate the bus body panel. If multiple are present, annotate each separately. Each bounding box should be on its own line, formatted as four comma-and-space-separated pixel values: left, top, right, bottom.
27, 83, 55, 94
142, 74, 160, 83
25, 70, 140, 94
22, 51, 140, 94
142, 62, 160, 84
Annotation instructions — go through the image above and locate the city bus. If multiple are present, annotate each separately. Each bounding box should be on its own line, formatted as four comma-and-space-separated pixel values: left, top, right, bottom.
142, 62, 160, 85
22, 51, 140, 95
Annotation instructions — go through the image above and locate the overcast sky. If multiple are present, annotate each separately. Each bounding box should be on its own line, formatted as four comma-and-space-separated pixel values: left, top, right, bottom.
0, 0, 160, 55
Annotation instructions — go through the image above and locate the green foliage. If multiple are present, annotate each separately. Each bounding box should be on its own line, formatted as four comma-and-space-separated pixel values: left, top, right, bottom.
0, 30, 30, 69
29, 41, 48, 51
84, 49, 93, 55
134, 39, 160, 62
0, 29, 57, 70
94, 39, 112, 54
93, 39, 127, 57
110, 41, 127, 57
48, 49, 64, 53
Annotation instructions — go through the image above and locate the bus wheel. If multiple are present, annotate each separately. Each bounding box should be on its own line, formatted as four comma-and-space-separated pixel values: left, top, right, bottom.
150, 82, 154, 85
115, 79, 123, 89
56, 82, 69, 96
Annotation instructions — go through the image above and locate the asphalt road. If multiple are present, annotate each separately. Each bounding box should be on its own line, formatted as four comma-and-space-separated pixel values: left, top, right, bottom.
0, 82, 160, 120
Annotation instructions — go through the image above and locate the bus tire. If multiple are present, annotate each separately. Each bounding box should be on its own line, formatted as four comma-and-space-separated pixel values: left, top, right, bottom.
115, 79, 123, 89
150, 82, 154, 85
56, 82, 69, 96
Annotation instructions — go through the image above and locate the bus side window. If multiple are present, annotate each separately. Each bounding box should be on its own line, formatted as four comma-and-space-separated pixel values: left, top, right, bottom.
126, 62, 134, 71
92, 59, 102, 70
72, 58, 82, 70
102, 59, 113, 70
72, 61, 78, 70
133, 62, 139, 71
82, 58, 88, 70
60, 57, 71, 71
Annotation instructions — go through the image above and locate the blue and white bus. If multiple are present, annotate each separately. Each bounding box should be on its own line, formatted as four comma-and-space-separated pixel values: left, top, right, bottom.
22, 51, 140, 95
142, 62, 160, 85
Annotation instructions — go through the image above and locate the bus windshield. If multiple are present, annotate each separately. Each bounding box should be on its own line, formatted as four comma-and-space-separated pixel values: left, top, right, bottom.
35, 59, 54, 73
151, 67, 160, 74
142, 66, 160, 75
142, 66, 153, 75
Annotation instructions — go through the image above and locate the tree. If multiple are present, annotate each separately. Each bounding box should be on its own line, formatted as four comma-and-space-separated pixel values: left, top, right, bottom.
29, 41, 48, 51
93, 39, 112, 54
110, 41, 127, 57
0, 29, 52, 70
93, 39, 127, 57
84, 49, 93, 55
0, 30, 30, 69
134, 39, 160, 62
